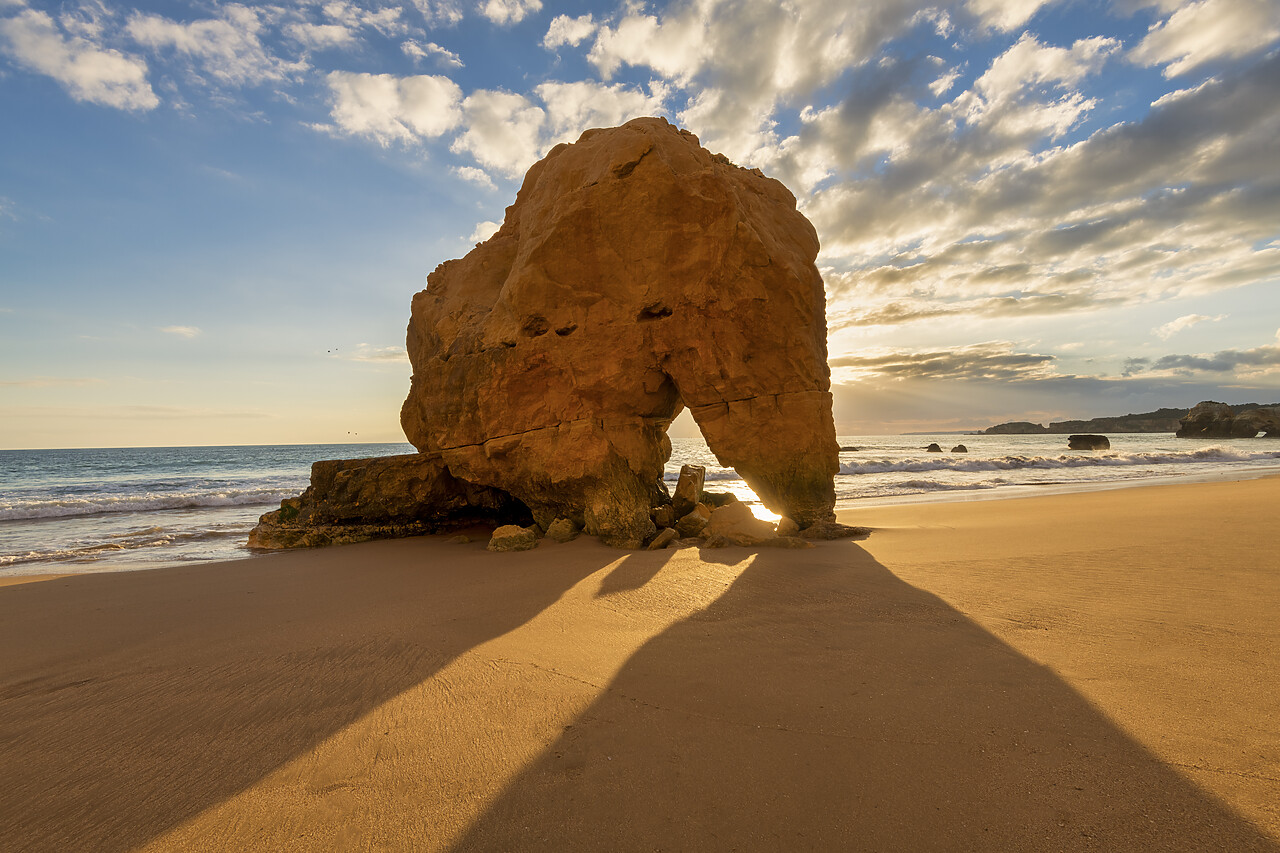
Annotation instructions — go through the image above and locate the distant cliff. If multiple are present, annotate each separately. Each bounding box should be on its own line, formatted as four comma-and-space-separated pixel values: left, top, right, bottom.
983, 405, 1279, 435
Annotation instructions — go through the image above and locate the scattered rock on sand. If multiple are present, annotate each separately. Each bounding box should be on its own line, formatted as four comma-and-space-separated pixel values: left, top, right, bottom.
776, 516, 800, 536
703, 501, 778, 546
674, 504, 712, 537
647, 528, 679, 550
487, 525, 539, 552
544, 518, 580, 543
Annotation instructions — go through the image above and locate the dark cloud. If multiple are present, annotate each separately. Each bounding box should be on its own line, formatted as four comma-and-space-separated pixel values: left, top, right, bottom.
1126, 345, 1280, 376
829, 343, 1056, 381
830, 289, 1121, 327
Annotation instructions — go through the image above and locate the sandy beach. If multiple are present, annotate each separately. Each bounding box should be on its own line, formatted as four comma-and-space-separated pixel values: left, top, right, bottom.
1, 476, 1277, 852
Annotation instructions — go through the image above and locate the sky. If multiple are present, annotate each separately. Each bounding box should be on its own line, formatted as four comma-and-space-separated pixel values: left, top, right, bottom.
1, 0, 1278, 448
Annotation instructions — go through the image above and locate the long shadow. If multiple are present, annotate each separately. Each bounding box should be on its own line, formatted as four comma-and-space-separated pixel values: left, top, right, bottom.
451, 542, 1280, 852
0, 536, 605, 853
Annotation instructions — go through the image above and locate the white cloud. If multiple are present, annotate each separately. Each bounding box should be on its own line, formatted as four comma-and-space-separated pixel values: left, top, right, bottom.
161, 325, 202, 338
127, 5, 304, 88
929, 67, 961, 98
449, 89, 546, 176
588, 10, 707, 83
321, 2, 407, 38
343, 343, 407, 363
543, 13, 595, 49
402, 39, 463, 68
1154, 313, 1226, 339
454, 165, 496, 190
322, 71, 463, 145
1131, 0, 1280, 77
480, 0, 542, 26
536, 79, 666, 144
284, 22, 355, 50
469, 220, 501, 242
965, 0, 1050, 32
411, 0, 464, 27
0, 4, 157, 110
972, 34, 1119, 108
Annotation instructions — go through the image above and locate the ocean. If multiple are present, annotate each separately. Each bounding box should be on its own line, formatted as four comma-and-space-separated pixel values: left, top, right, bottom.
3, 435, 1279, 577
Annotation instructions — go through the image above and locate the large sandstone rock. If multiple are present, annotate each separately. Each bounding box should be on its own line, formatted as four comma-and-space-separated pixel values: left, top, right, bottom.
400, 117, 839, 546
1177, 401, 1280, 438
248, 454, 526, 549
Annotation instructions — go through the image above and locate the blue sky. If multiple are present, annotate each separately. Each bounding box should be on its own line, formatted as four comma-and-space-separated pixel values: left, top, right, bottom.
1, 0, 1278, 448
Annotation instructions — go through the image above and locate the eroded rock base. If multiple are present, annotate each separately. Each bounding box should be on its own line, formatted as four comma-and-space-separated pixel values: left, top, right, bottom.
248, 454, 530, 549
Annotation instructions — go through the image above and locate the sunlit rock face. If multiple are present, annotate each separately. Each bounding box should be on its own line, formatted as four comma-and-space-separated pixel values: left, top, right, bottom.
401, 117, 839, 546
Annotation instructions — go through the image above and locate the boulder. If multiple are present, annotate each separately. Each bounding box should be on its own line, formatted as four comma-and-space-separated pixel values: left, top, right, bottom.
926, 443, 943, 452
700, 491, 739, 508
248, 453, 526, 549
1068, 435, 1110, 450
650, 504, 675, 529
544, 517, 580, 543
399, 117, 839, 547
674, 504, 712, 537
702, 501, 778, 546
488, 525, 539, 552
775, 516, 800, 537
672, 464, 706, 518
951, 444, 968, 453
647, 527, 679, 550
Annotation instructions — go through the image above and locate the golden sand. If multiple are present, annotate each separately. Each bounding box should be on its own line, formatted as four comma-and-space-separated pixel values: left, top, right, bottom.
1, 477, 1276, 851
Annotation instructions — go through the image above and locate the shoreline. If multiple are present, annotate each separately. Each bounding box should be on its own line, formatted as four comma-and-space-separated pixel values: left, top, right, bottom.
4, 465, 1279, 579
1, 474, 1276, 850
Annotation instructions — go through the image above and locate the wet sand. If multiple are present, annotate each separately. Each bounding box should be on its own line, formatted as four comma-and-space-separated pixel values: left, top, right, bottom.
1, 477, 1276, 851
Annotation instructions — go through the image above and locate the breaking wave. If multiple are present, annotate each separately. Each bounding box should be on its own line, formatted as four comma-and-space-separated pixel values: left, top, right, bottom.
0, 488, 297, 521
838, 446, 1280, 476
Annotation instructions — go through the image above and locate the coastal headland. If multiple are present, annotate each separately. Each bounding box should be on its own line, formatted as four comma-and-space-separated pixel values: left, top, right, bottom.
2, 475, 1276, 851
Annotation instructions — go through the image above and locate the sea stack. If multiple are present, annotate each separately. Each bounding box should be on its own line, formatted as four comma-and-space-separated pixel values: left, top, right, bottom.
255, 117, 841, 549
400, 117, 838, 546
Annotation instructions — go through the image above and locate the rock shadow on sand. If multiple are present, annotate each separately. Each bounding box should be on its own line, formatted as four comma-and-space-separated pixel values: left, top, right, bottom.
0, 538, 601, 853
450, 543, 1280, 853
